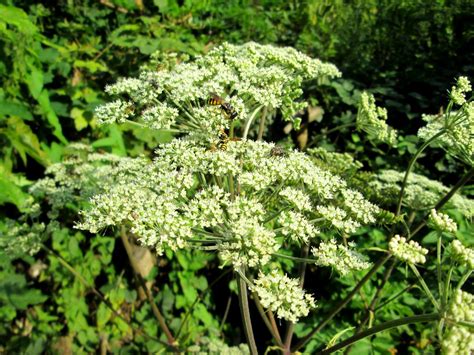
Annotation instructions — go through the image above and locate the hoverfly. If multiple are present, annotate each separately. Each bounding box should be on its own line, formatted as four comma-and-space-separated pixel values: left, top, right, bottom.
207, 93, 238, 120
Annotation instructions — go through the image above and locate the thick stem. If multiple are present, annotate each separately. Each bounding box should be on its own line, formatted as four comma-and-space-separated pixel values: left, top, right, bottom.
237, 269, 258, 355
292, 254, 391, 352
120, 228, 177, 348
316, 313, 439, 354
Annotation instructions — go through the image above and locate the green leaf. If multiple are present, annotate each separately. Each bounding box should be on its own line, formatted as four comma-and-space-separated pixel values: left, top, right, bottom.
26, 65, 44, 100
0, 272, 47, 310
4, 116, 50, 166
37, 90, 67, 144
0, 5, 38, 35
74, 60, 108, 74
0, 101, 33, 120
0, 171, 31, 210
71, 108, 88, 131
96, 302, 112, 329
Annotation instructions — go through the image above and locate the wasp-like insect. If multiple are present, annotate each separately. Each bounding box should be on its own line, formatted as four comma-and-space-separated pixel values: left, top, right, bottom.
207, 93, 238, 120
270, 145, 287, 157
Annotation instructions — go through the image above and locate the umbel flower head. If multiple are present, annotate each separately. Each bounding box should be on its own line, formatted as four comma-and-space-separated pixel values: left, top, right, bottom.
251, 270, 316, 323
441, 290, 474, 355
311, 239, 371, 276
75, 139, 380, 271
450, 240, 474, 269
389, 235, 428, 264
95, 42, 341, 142
368, 170, 474, 217
356, 92, 397, 146
428, 209, 457, 234
418, 76, 473, 166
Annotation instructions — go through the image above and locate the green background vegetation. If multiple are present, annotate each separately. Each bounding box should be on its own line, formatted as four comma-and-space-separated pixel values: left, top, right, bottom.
0, 0, 472, 353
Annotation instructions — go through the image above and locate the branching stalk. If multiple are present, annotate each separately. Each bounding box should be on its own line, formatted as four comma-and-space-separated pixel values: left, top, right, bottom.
237, 268, 258, 355
120, 227, 177, 349
316, 313, 439, 354
409, 264, 440, 310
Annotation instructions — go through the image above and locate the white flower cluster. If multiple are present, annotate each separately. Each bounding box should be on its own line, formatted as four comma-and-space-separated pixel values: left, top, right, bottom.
95, 99, 134, 125
73, 139, 379, 271
450, 76, 472, 105
429, 209, 457, 234
96, 42, 341, 140
307, 148, 363, 176
0, 219, 45, 258
279, 187, 312, 211
357, 92, 397, 146
442, 290, 474, 355
311, 239, 371, 275
187, 336, 249, 354
418, 77, 473, 165
450, 240, 474, 269
369, 170, 474, 217
277, 211, 319, 243
389, 235, 428, 264
315, 205, 360, 234
251, 270, 316, 323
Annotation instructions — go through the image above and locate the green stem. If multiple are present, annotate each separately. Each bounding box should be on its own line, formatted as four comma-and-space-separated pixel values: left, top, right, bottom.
257, 106, 269, 141
456, 270, 473, 292
272, 253, 317, 264
409, 264, 440, 310
120, 228, 177, 349
243, 105, 264, 139
316, 313, 439, 354
292, 254, 391, 352
395, 130, 446, 217
437, 233, 443, 298
444, 265, 454, 308
237, 269, 258, 355
252, 293, 284, 348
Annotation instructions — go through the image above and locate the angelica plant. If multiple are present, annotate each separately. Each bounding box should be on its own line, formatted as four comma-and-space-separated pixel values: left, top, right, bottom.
7, 42, 474, 354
